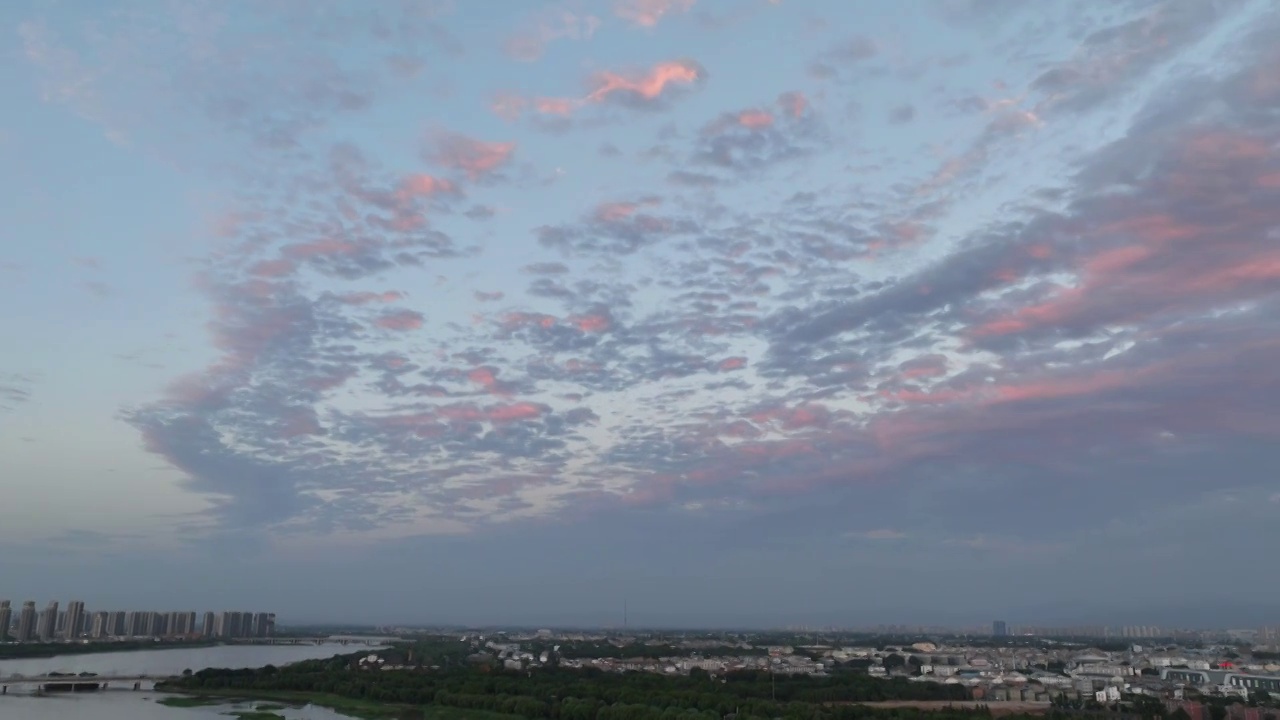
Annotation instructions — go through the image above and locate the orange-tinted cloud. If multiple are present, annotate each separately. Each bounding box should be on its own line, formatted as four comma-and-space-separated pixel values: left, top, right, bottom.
397, 174, 458, 199
374, 309, 424, 331
596, 202, 640, 222
614, 0, 695, 27
737, 109, 774, 129
428, 132, 516, 180
585, 60, 703, 104
535, 97, 577, 116
717, 356, 747, 372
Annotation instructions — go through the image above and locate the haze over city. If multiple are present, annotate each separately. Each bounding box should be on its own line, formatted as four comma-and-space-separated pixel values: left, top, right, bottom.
2, 0, 1279, 628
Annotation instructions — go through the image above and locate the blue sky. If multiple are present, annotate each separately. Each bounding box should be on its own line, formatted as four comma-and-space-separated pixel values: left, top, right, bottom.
3, 0, 1280, 628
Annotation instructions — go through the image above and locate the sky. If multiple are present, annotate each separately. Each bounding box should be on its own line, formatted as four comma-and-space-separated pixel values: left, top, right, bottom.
2, 0, 1280, 629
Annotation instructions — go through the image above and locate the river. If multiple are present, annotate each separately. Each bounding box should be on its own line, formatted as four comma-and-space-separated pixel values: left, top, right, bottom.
0, 642, 386, 719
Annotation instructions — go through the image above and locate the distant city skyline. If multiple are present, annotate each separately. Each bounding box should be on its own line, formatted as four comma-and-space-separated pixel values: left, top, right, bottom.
0, 597, 274, 642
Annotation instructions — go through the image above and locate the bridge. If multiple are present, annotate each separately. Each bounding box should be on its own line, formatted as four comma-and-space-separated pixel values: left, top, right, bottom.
1, 674, 168, 694
230, 636, 389, 646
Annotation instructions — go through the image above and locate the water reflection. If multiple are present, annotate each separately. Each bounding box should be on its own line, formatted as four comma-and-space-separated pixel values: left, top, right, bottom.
0, 642, 373, 678
0, 693, 364, 719
0, 643, 384, 719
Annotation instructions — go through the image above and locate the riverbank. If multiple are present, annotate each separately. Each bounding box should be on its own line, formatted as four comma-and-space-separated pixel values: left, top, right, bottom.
0, 640, 220, 660
155, 687, 521, 720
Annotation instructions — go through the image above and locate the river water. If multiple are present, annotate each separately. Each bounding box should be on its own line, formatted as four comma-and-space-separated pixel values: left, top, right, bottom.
0, 642, 385, 719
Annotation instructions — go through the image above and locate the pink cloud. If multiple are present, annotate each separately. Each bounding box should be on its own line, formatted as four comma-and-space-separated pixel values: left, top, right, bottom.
279, 408, 323, 438
486, 402, 546, 423
501, 311, 558, 330
380, 401, 549, 431
467, 367, 497, 386
428, 132, 516, 180
397, 173, 457, 199
534, 97, 577, 116
373, 309, 424, 331
282, 239, 359, 260
585, 60, 702, 104
717, 356, 747, 372
491, 92, 528, 121
899, 355, 947, 380
503, 10, 601, 62
737, 109, 774, 129
570, 313, 611, 332
989, 369, 1138, 404
505, 60, 703, 120
1027, 244, 1053, 259
248, 259, 296, 278
614, 0, 695, 27
337, 291, 404, 305
467, 366, 513, 396
593, 198, 662, 222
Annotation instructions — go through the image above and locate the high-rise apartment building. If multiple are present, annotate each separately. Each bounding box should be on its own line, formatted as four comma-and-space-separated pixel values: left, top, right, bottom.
993, 620, 1008, 637
2, 599, 274, 642
91, 611, 108, 638
17, 601, 37, 642
63, 600, 86, 640
163, 611, 197, 636
141, 611, 166, 637
106, 610, 126, 637
38, 601, 59, 641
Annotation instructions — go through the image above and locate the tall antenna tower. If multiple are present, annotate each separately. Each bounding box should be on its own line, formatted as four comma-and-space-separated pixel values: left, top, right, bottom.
624, 598, 628, 631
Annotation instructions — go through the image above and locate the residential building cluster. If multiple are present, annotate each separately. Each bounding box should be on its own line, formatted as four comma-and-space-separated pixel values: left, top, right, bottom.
414, 629, 1280, 709
993, 617, 1203, 638
0, 599, 275, 643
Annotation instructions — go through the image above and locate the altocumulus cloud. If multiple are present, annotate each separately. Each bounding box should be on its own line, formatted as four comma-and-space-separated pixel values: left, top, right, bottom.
10, 0, 1280, 618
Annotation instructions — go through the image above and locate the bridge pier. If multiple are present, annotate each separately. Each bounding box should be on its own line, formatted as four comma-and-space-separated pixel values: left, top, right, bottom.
2, 685, 6, 695
134, 682, 141, 691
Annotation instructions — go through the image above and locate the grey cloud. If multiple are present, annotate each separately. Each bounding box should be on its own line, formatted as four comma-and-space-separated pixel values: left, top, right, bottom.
1029, 0, 1247, 115
0, 374, 34, 411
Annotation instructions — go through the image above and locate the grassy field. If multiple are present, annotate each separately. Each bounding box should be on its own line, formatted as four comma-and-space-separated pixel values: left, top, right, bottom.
156, 690, 524, 720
